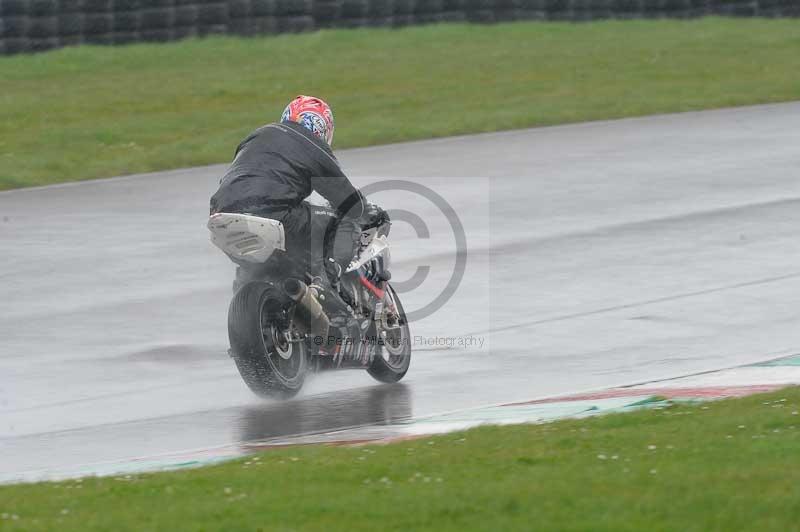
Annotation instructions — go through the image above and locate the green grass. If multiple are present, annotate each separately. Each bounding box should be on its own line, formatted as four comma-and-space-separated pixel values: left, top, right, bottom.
3, 388, 800, 531
1, 18, 799, 190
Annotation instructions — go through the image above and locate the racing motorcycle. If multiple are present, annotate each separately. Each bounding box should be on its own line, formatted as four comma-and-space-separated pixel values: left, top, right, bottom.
207, 209, 411, 399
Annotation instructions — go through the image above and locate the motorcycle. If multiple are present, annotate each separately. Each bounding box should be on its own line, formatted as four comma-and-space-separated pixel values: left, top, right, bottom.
207, 210, 411, 398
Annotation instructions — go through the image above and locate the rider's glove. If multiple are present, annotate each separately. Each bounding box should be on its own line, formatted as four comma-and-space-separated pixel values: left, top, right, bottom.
361, 202, 390, 230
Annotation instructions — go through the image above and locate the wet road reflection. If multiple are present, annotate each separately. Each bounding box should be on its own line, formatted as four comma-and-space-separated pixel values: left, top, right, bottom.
238, 384, 412, 443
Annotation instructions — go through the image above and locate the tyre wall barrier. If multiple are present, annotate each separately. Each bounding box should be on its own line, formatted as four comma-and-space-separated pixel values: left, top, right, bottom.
1, 0, 798, 55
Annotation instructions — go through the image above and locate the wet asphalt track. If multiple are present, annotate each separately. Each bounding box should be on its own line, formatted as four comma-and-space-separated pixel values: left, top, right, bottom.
2, 103, 800, 481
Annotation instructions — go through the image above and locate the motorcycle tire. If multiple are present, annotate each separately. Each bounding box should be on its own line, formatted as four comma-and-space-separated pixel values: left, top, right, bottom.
228, 281, 307, 399
368, 284, 412, 383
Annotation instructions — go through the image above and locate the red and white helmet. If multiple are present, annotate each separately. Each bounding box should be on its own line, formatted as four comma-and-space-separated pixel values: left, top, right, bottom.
280, 95, 335, 146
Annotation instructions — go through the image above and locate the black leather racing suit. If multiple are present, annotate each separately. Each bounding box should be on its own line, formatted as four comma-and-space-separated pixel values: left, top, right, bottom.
210, 121, 366, 284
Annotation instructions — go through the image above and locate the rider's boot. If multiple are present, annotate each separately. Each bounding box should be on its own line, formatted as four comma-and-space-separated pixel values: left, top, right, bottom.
316, 258, 360, 354
320, 258, 355, 311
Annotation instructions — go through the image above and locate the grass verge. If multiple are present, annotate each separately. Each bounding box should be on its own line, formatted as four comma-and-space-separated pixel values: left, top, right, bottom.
2, 387, 800, 530
0, 18, 799, 189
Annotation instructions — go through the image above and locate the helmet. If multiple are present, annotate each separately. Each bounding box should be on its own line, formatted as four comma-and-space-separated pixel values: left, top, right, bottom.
280, 95, 335, 146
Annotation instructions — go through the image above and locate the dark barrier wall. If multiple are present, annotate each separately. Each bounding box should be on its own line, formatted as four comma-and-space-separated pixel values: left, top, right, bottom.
1, 0, 798, 55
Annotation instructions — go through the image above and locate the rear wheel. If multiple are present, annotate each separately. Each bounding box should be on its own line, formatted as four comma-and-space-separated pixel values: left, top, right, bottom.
228, 281, 307, 398
368, 284, 412, 383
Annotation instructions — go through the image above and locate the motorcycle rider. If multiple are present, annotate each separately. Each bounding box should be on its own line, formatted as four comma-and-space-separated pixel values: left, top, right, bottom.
210, 95, 388, 308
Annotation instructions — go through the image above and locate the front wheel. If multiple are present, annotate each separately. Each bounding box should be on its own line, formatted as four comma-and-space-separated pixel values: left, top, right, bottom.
228, 281, 307, 399
368, 284, 411, 383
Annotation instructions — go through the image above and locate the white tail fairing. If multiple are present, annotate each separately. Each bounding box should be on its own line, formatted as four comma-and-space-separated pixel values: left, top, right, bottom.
207, 213, 286, 264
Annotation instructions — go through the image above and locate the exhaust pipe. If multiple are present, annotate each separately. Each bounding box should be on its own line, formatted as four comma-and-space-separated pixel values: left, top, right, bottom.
283, 278, 331, 339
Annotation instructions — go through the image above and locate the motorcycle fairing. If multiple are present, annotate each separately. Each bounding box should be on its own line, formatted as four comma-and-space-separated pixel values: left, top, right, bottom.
207, 212, 286, 264
347, 234, 390, 273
